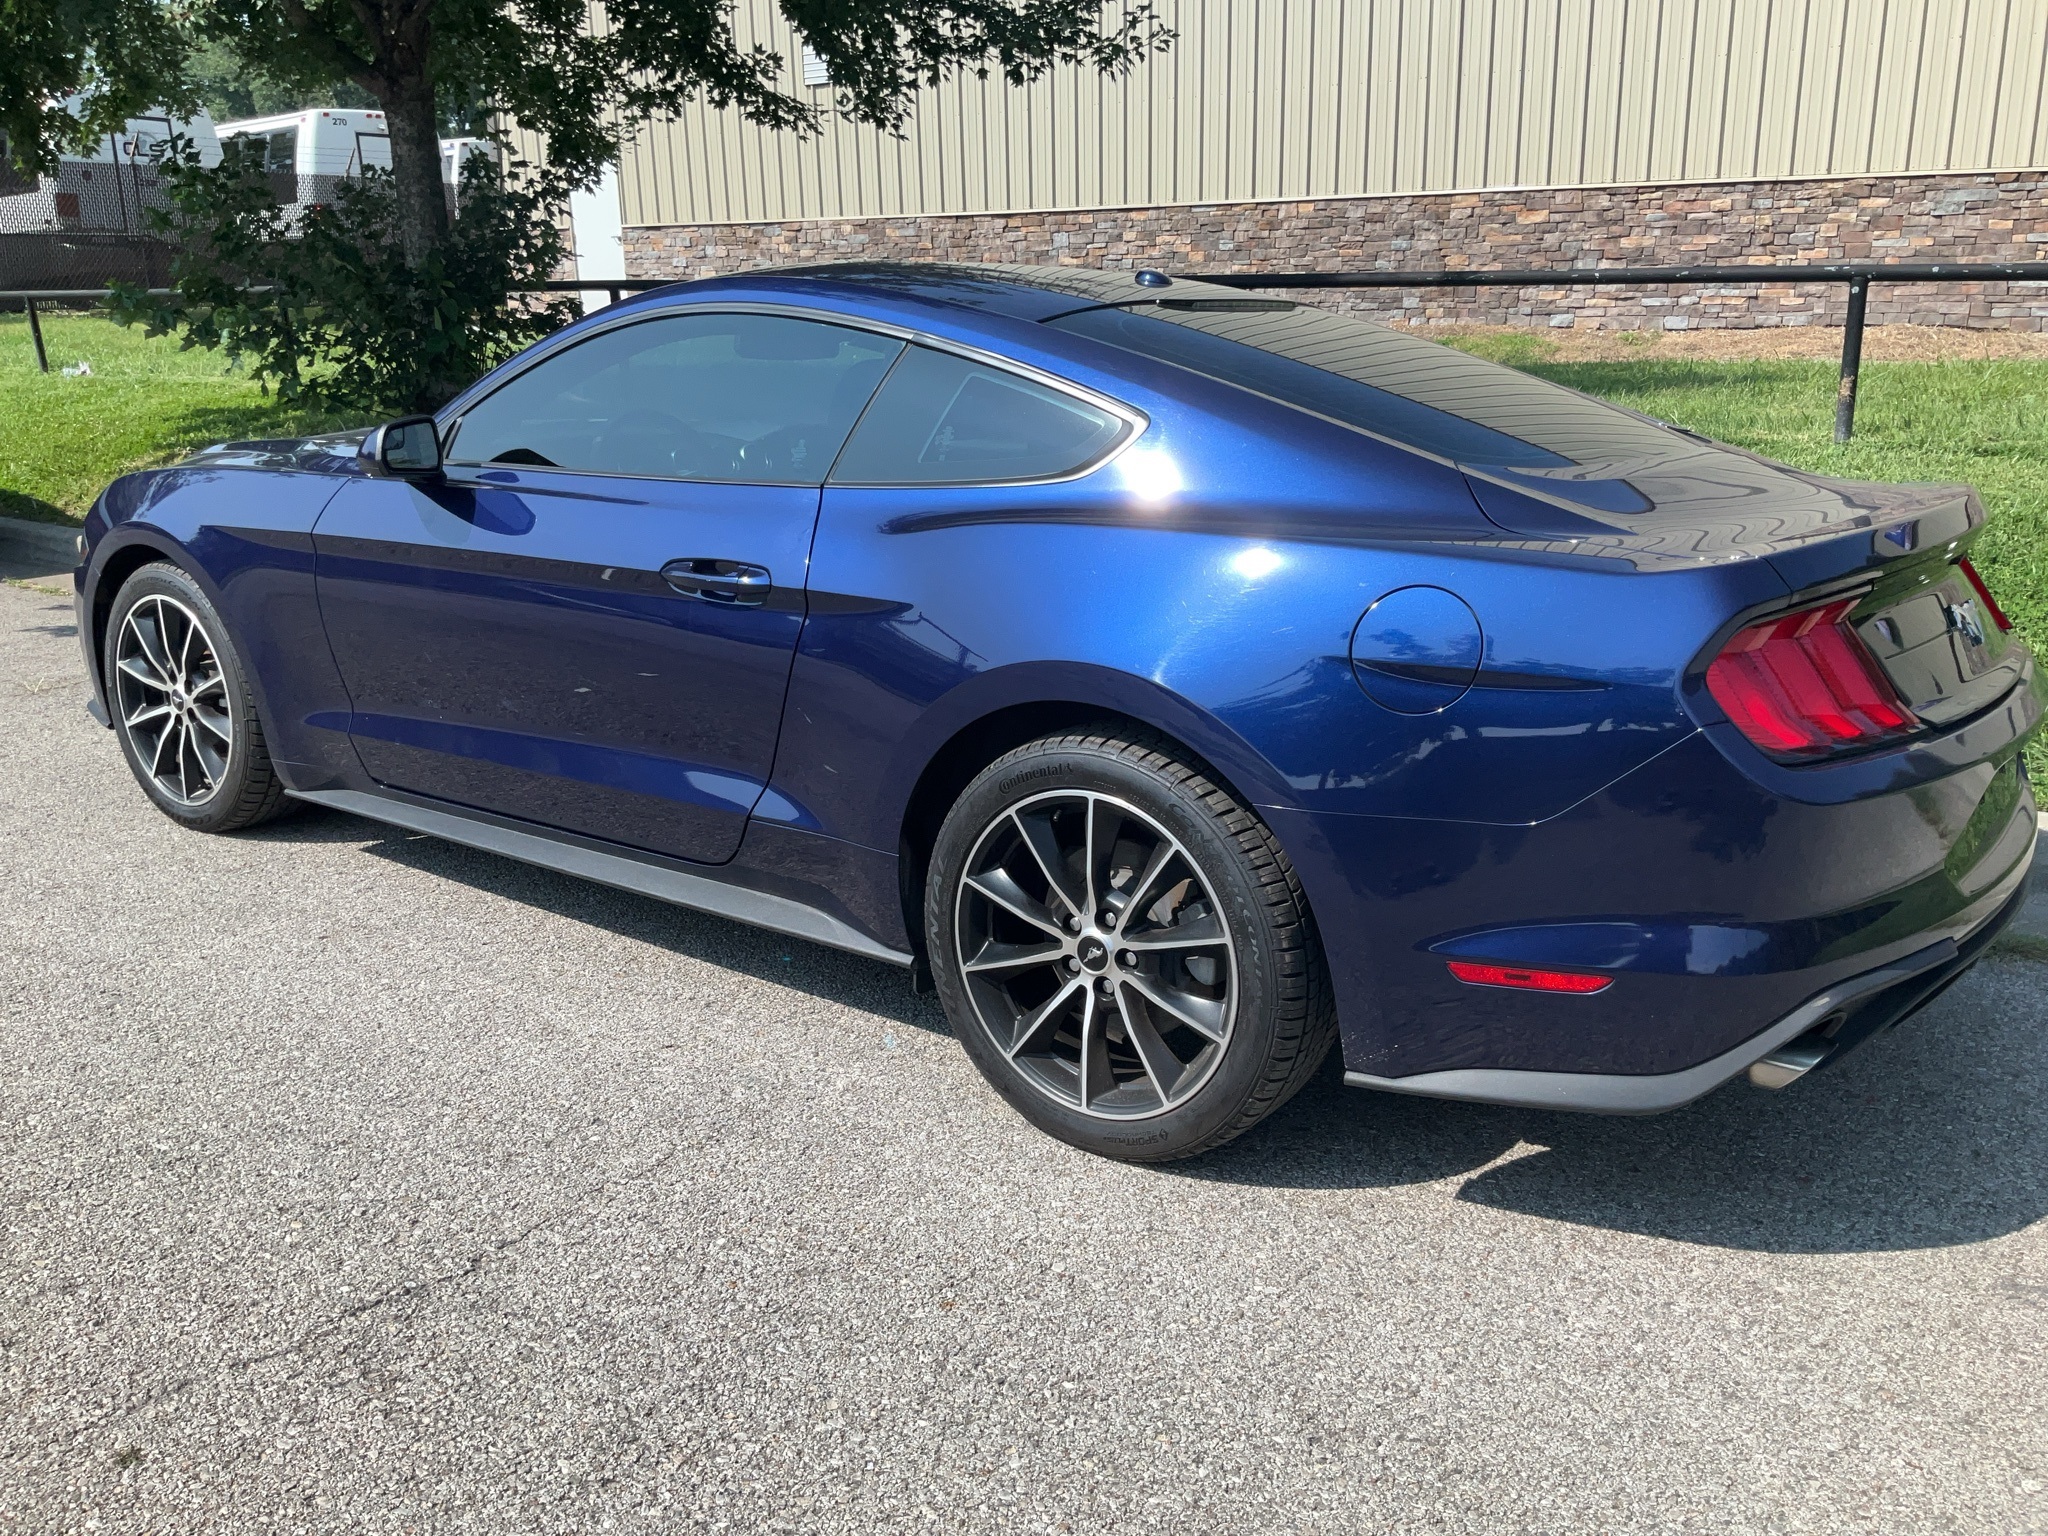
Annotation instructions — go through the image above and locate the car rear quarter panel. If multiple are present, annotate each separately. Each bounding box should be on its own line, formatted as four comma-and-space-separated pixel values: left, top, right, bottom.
776, 350, 1806, 1061
775, 308, 1789, 847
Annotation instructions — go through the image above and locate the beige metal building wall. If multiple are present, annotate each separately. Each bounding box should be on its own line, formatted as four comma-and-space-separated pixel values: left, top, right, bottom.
616, 0, 2048, 229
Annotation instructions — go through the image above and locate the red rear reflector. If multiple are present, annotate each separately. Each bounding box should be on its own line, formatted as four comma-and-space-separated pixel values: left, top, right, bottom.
1705, 597, 1917, 759
1957, 557, 2013, 632
1446, 960, 1613, 994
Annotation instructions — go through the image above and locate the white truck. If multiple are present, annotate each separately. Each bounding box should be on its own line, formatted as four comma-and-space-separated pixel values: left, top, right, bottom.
0, 105, 223, 287
214, 112, 500, 214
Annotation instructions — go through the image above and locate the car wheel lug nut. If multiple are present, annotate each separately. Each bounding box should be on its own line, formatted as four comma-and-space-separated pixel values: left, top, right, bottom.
1066, 956, 1081, 973
1119, 950, 1135, 968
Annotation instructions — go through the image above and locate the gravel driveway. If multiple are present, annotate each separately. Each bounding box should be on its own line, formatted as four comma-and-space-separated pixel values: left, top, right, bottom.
2, 575, 2044, 1534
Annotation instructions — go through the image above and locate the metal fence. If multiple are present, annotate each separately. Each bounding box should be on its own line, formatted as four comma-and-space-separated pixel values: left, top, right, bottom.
13, 261, 2048, 441
0, 152, 439, 291
0, 149, 178, 291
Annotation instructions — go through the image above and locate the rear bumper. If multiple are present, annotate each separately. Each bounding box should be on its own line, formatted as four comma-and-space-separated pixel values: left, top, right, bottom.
1273, 665, 2040, 1093
1342, 858, 2027, 1112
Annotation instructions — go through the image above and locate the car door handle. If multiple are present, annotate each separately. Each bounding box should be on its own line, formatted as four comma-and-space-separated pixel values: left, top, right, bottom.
660, 559, 772, 607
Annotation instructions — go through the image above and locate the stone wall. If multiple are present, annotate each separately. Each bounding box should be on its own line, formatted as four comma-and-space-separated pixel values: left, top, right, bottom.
622, 172, 2048, 331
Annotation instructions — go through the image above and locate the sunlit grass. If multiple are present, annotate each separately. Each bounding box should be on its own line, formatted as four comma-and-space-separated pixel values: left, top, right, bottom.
0, 310, 359, 522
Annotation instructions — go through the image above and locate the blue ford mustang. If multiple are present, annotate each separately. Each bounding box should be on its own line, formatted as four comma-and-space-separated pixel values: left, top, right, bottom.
75, 263, 2041, 1159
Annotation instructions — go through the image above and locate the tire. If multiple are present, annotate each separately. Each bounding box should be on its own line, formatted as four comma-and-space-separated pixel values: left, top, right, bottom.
927, 726, 1336, 1162
104, 563, 292, 833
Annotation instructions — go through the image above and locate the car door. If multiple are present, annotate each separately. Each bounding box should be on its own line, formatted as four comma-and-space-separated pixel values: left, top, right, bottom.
311, 309, 903, 864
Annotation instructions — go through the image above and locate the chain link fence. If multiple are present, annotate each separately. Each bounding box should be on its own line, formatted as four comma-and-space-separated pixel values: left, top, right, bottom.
0, 138, 180, 291
0, 127, 387, 291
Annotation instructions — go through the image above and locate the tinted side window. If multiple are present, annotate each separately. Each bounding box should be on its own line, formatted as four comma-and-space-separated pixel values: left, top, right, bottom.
447, 313, 904, 484
829, 346, 1128, 485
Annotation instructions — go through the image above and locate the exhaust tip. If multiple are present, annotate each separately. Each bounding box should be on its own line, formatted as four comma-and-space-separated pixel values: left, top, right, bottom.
1748, 1032, 1835, 1090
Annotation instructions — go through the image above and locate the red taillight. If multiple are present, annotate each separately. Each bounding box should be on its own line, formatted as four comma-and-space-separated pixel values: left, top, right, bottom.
1957, 557, 2013, 632
1705, 598, 1917, 759
1446, 960, 1613, 994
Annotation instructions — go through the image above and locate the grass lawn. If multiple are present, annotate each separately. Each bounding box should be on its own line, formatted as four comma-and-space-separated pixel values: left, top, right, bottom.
0, 310, 360, 525
4, 310, 2044, 776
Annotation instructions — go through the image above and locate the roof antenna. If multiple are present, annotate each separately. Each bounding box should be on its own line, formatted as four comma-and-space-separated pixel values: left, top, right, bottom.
1134, 268, 1172, 288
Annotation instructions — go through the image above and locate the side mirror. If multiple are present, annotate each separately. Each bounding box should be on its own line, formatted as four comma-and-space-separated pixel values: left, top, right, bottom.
359, 416, 444, 479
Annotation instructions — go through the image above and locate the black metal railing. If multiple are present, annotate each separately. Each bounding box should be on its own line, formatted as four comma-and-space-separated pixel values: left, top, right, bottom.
16, 261, 2048, 441
1199, 262, 2048, 442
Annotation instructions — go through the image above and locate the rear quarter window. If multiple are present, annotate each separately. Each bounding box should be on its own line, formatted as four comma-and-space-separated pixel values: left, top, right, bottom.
829, 346, 1130, 486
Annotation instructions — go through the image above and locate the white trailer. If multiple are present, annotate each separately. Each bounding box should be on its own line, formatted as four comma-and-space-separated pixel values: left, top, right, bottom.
215, 109, 392, 180
438, 137, 499, 185
0, 107, 222, 235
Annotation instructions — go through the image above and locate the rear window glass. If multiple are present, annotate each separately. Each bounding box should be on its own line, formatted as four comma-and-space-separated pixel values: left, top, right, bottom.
830, 346, 1128, 485
1047, 302, 1679, 471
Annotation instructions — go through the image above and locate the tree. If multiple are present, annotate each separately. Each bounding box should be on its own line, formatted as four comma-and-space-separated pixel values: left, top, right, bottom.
0, 0, 192, 167
107, 145, 579, 413
4, 1, 1171, 266
182, 36, 377, 123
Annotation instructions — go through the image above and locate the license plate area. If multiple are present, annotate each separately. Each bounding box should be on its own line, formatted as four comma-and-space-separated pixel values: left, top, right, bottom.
1855, 569, 2021, 727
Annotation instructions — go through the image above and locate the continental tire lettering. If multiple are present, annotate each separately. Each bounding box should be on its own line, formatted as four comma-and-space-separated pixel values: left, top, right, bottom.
997, 764, 1067, 796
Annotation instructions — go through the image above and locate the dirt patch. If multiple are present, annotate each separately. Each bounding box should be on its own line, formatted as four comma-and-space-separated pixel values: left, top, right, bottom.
1391, 322, 2048, 363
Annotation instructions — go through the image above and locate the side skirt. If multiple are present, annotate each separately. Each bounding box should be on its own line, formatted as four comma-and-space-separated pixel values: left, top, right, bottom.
1344, 937, 1958, 1114
288, 787, 916, 969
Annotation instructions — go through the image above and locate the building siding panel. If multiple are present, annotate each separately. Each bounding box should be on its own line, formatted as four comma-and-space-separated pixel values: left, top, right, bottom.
614, 0, 2048, 229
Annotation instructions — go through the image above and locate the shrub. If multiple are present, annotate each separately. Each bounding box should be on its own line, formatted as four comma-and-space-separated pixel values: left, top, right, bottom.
108, 140, 577, 415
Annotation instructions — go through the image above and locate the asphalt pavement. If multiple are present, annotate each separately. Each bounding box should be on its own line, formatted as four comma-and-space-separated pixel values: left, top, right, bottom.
2, 574, 2045, 1534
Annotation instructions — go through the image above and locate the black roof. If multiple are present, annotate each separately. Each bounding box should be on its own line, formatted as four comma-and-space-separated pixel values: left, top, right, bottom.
771, 261, 1247, 321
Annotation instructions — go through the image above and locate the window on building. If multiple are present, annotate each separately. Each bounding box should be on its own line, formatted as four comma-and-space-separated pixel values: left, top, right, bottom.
801, 45, 832, 87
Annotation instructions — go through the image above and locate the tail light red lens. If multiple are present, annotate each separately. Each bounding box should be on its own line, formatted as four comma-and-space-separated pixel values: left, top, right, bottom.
1705, 597, 1917, 759
1957, 558, 2013, 632
1446, 960, 1613, 995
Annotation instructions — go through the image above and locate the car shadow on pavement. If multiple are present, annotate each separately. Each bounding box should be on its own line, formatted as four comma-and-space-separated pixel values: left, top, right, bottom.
1194, 970, 2048, 1253
246, 807, 2048, 1237
247, 803, 953, 1035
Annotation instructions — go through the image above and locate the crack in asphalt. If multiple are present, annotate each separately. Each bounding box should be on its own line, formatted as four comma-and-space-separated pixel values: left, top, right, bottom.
62, 1143, 695, 1440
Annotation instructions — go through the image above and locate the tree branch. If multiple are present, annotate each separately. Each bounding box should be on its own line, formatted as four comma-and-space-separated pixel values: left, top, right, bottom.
266, 0, 380, 80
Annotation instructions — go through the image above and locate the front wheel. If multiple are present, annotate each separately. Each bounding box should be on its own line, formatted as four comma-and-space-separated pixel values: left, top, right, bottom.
105, 562, 291, 833
927, 727, 1335, 1162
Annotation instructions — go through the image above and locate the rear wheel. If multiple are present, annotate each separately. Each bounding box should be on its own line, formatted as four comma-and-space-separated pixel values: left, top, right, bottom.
927, 727, 1335, 1161
105, 563, 291, 833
